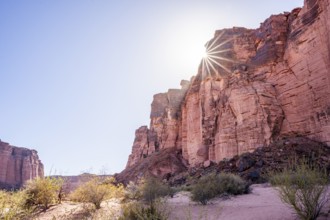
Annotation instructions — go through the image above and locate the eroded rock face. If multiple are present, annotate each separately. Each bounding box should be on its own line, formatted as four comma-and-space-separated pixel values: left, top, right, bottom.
126, 80, 190, 168
124, 0, 330, 172
119, 148, 188, 185
274, 0, 330, 142
0, 140, 44, 189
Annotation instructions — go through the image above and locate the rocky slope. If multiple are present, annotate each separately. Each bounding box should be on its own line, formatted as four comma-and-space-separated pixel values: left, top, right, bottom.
184, 137, 330, 185
120, 0, 330, 181
0, 140, 44, 189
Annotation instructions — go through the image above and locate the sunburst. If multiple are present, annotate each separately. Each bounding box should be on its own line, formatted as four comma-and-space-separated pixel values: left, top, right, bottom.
201, 31, 234, 79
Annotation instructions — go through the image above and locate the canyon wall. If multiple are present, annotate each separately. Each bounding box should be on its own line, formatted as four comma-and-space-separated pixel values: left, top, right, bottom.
125, 0, 330, 170
0, 140, 44, 189
126, 80, 190, 168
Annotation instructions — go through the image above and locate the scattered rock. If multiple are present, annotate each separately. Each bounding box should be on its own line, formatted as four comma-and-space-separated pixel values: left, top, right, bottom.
116, 147, 188, 185
203, 160, 211, 168
236, 154, 256, 172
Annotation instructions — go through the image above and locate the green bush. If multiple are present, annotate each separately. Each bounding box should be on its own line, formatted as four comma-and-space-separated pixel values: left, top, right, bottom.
0, 190, 32, 220
0, 177, 62, 218
24, 177, 63, 211
191, 173, 248, 205
218, 173, 248, 195
270, 161, 328, 220
140, 177, 173, 205
124, 181, 142, 201
119, 200, 169, 220
69, 177, 124, 209
120, 177, 173, 220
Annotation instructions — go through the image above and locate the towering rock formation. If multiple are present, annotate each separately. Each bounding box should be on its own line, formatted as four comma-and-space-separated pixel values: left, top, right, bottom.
126, 80, 190, 168
123, 0, 330, 177
0, 140, 44, 189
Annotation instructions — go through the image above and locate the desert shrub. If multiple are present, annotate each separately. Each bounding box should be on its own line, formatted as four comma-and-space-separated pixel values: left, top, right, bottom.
124, 178, 174, 203
140, 177, 173, 205
191, 173, 218, 205
119, 200, 169, 220
124, 181, 143, 201
103, 177, 125, 199
120, 177, 173, 220
270, 161, 328, 220
24, 177, 63, 211
191, 173, 248, 205
168, 186, 179, 198
0, 190, 34, 220
0, 191, 11, 219
217, 173, 248, 195
69, 177, 124, 209
180, 184, 193, 192
0, 177, 63, 218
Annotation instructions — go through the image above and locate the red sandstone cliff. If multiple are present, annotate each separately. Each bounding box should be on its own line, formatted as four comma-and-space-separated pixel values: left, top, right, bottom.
122, 0, 330, 179
0, 140, 44, 189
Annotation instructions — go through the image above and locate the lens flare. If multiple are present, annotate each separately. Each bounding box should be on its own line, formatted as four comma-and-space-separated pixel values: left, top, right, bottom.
202, 50, 209, 58
201, 31, 234, 78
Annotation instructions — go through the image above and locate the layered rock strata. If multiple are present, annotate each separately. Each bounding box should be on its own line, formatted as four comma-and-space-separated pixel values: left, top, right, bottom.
126, 80, 190, 168
125, 0, 330, 171
0, 140, 44, 189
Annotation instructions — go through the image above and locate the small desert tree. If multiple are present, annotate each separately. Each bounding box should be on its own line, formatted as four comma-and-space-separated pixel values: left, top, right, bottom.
24, 177, 63, 211
270, 160, 328, 220
70, 177, 124, 209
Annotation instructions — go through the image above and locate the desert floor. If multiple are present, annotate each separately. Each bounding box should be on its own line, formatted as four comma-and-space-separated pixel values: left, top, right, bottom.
36, 184, 330, 220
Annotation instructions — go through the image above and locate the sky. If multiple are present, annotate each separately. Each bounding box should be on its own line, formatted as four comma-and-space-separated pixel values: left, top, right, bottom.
0, 0, 303, 176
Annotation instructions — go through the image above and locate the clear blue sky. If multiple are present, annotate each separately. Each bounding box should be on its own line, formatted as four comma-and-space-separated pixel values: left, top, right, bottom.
0, 0, 303, 175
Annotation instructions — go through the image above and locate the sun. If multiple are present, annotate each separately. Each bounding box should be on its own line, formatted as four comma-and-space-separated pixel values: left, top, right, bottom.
202, 50, 209, 59
201, 31, 233, 78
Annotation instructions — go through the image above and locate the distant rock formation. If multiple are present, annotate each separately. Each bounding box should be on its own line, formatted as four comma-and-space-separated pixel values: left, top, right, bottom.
51, 174, 111, 193
121, 0, 330, 181
0, 140, 44, 189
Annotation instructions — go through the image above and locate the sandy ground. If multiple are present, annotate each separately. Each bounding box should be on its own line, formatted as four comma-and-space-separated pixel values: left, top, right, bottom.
35, 184, 330, 220
167, 183, 330, 220
35, 199, 122, 220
